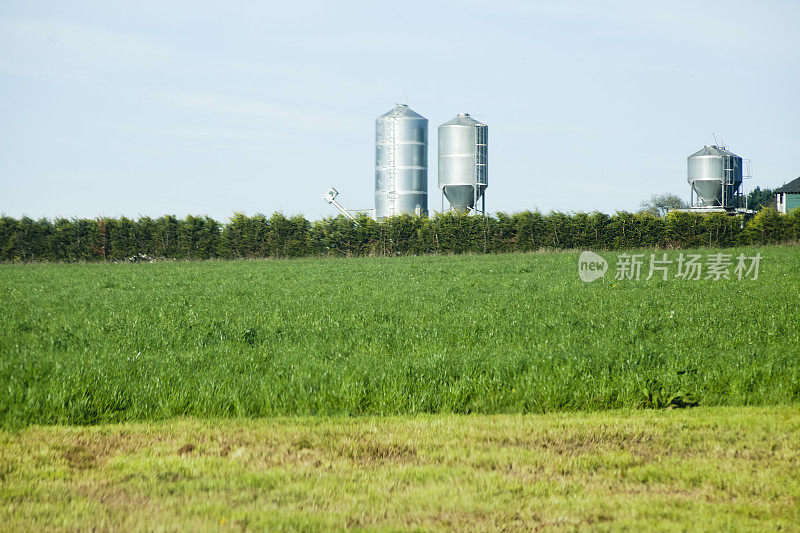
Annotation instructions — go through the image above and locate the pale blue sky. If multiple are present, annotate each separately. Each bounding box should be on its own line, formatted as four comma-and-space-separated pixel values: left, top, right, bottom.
1, 0, 798, 221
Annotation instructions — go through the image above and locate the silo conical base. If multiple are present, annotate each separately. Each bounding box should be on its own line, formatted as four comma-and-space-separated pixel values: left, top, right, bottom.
693, 180, 722, 206
443, 185, 486, 212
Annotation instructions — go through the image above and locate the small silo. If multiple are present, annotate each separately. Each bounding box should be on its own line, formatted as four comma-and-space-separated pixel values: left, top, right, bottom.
375, 104, 428, 220
438, 113, 488, 213
687, 145, 743, 208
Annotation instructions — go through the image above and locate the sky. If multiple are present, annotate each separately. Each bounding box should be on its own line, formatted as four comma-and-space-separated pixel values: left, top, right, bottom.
1, 0, 799, 221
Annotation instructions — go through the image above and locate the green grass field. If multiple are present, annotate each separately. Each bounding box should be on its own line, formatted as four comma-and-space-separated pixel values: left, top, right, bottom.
2, 407, 798, 531
1, 245, 798, 427
2, 245, 799, 529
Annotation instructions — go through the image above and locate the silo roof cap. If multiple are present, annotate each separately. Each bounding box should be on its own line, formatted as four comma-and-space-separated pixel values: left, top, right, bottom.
441, 113, 485, 127
689, 145, 739, 158
379, 104, 426, 119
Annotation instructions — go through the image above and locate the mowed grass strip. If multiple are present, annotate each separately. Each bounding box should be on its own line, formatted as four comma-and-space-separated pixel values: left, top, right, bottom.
1, 245, 799, 426
1, 407, 798, 531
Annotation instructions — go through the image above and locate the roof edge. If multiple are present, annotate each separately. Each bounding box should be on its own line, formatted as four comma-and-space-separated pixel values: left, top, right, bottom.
775, 176, 800, 194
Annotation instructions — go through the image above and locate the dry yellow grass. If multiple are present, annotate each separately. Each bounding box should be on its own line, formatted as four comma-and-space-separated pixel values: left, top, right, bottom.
2, 406, 799, 531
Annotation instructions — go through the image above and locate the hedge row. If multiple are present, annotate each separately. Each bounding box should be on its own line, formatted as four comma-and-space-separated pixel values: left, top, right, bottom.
1, 209, 798, 262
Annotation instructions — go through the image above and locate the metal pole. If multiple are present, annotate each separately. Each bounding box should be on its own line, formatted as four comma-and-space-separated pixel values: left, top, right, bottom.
330, 199, 356, 221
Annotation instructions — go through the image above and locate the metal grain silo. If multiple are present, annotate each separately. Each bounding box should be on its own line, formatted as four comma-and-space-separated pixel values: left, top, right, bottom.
375, 104, 428, 220
438, 113, 488, 213
687, 145, 743, 208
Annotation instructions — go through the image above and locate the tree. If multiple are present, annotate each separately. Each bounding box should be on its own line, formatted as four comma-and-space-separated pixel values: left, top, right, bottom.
746, 187, 775, 211
639, 193, 688, 217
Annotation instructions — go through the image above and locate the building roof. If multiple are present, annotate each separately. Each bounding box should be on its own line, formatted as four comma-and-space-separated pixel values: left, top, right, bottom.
775, 176, 800, 194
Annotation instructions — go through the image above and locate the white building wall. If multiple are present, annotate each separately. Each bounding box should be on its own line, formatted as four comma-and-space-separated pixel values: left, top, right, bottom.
777, 193, 786, 214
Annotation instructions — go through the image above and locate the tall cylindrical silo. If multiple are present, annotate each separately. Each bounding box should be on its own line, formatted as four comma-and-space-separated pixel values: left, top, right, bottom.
375, 104, 428, 220
687, 145, 743, 208
438, 113, 488, 213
